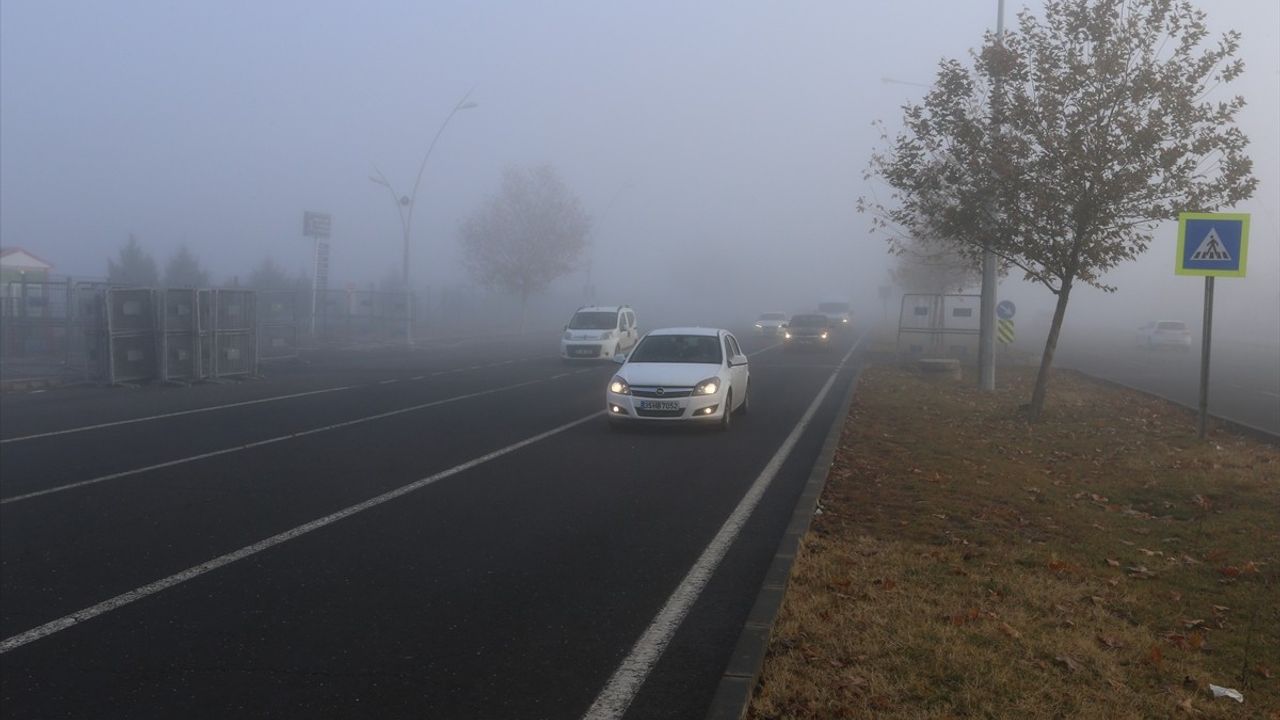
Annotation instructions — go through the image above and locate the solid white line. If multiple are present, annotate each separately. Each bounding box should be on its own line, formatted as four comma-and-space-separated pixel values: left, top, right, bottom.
0, 411, 604, 655
1, 371, 589, 505
581, 331, 866, 720
0, 385, 357, 445
411, 376, 425, 381
378, 379, 398, 385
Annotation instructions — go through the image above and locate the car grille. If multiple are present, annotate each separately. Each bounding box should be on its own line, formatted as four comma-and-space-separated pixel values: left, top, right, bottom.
635, 408, 684, 418
568, 344, 601, 357
631, 387, 693, 398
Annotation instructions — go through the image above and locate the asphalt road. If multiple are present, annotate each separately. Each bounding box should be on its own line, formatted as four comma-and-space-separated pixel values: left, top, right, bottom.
0, 327, 866, 719
1050, 328, 1280, 436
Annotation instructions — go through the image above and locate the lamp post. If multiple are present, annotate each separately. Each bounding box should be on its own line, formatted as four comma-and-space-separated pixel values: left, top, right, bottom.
371, 90, 478, 348
977, 0, 1005, 391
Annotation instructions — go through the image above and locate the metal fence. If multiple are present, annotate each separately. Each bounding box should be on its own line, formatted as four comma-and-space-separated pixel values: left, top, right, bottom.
105, 287, 159, 383
258, 291, 300, 361
896, 293, 981, 359
211, 289, 258, 377
0, 279, 111, 379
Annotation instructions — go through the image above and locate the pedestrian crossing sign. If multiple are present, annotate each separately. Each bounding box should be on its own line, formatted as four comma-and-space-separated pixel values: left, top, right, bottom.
1176, 212, 1249, 277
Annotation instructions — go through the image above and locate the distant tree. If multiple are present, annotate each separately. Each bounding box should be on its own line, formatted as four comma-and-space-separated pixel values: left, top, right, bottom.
459, 165, 590, 328
162, 244, 209, 288
861, 0, 1256, 419
890, 238, 979, 294
246, 257, 293, 290
107, 234, 160, 287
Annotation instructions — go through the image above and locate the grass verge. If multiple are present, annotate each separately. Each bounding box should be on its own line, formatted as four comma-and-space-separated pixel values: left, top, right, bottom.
749, 364, 1279, 719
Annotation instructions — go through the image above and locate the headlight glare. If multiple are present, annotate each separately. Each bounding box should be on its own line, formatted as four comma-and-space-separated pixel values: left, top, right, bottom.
784, 331, 792, 339
694, 377, 720, 395
609, 377, 631, 395
821, 331, 829, 339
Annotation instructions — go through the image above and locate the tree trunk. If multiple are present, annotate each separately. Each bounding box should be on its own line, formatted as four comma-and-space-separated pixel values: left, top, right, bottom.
1028, 276, 1073, 421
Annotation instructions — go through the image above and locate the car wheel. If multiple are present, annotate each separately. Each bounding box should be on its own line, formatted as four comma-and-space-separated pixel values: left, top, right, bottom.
719, 391, 733, 431
737, 382, 750, 415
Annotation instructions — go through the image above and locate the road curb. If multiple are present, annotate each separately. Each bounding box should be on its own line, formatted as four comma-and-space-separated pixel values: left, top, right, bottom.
703, 363, 864, 720
1067, 368, 1279, 446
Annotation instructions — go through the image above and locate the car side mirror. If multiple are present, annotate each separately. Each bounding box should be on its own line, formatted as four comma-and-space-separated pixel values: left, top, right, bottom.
612, 352, 627, 364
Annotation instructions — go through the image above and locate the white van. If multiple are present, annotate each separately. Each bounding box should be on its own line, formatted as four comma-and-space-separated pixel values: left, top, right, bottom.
561, 305, 639, 361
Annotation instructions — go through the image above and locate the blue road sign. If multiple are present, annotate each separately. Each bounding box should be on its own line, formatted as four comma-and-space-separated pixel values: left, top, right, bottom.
1176, 213, 1249, 277
996, 300, 1016, 320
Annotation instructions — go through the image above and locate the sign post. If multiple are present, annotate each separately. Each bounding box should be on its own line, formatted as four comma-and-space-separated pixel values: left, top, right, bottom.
303, 211, 332, 342
1175, 212, 1249, 438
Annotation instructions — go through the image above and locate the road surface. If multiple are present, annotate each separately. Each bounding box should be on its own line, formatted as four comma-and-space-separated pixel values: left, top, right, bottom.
0, 328, 866, 719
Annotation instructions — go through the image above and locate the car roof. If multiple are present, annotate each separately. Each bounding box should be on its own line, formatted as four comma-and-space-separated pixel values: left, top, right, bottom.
646, 327, 723, 337
575, 305, 628, 313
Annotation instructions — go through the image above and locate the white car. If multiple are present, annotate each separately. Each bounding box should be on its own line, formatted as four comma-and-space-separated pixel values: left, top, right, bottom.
1137, 321, 1192, 350
561, 305, 639, 361
754, 312, 788, 335
818, 301, 852, 329
606, 327, 750, 430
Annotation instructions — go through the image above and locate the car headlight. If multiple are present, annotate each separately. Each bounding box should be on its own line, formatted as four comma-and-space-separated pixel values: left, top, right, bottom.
821, 331, 829, 339
694, 377, 721, 395
755, 323, 763, 328
842, 317, 848, 323
563, 330, 573, 340
784, 331, 792, 339
609, 376, 631, 395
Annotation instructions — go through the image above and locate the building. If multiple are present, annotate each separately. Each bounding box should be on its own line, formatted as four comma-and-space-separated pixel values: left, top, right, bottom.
0, 247, 55, 285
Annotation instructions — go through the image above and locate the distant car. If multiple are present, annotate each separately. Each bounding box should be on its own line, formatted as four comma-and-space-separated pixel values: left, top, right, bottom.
605, 327, 750, 430
818, 301, 852, 329
783, 314, 832, 351
754, 312, 788, 335
1136, 321, 1192, 350
561, 305, 639, 361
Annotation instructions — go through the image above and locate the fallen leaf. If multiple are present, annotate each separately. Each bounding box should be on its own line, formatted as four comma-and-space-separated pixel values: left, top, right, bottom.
1096, 635, 1123, 650
1176, 696, 1197, 714
1054, 654, 1081, 673
1146, 645, 1164, 667
1127, 565, 1156, 579
1211, 605, 1229, 614
998, 622, 1021, 639
1255, 664, 1273, 679
1105, 558, 1121, 568
1219, 566, 1241, 578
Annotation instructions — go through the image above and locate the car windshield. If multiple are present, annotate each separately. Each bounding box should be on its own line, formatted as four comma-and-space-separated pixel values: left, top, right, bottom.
628, 334, 723, 364
818, 303, 849, 313
789, 314, 829, 327
759, 313, 786, 321
568, 311, 618, 330
1157, 322, 1187, 331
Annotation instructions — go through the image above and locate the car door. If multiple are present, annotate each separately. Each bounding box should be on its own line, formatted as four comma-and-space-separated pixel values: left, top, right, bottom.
724, 333, 749, 401
623, 311, 637, 349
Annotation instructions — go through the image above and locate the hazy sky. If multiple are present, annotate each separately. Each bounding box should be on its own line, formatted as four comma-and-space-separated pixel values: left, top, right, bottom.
2, 1, 1276, 333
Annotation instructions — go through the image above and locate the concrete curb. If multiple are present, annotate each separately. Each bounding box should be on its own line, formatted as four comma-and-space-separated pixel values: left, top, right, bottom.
0, 376, 78, 393
703, 364, 865, 720
1067, 369, 1279, 446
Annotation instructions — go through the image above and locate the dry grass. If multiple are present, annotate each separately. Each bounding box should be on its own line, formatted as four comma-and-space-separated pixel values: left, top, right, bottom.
750, 365, 1280, 719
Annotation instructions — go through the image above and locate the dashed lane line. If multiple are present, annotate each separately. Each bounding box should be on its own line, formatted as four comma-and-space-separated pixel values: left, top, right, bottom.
0, 411, 604, 655
0, 369, 598, 505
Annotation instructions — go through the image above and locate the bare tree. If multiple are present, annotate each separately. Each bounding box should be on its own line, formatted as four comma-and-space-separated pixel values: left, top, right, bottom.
862, 0, 1255, 419
459, 165, 591, 328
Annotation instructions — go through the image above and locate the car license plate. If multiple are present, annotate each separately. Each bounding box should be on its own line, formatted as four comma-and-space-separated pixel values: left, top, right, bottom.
638, 400, 680, 411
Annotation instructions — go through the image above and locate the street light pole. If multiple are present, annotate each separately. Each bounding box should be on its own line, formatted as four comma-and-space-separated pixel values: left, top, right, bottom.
371, 89, 478, 348
978, 0, 1005, 392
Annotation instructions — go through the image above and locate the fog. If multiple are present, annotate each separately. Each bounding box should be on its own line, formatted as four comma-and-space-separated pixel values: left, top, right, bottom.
2, 1, 1276, 339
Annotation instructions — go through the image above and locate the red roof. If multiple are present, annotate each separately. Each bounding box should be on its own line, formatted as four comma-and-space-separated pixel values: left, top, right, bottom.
0, 247, 55, 270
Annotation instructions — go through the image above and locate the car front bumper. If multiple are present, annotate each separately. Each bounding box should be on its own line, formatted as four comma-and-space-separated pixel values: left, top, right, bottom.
561, 340, 617, 359
605, 390, 725, 423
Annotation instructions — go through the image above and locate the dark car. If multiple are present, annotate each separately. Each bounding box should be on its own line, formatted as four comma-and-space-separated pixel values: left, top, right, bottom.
782, 314, 832, 351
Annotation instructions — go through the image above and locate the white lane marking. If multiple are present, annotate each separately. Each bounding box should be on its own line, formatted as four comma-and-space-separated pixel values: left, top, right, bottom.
411, 376, 425, 381
378, 379, 398, 385
581, 331, 866, 720
1257, 389, 1280, 399
1, 355, 561, 446
0, 411, 604, 655
0, 385, 357, 445
1, 371, 593, 505
748, 342, 782, 357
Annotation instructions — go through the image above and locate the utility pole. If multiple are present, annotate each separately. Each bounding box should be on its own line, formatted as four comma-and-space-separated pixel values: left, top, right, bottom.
978, 0, 1005, 391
